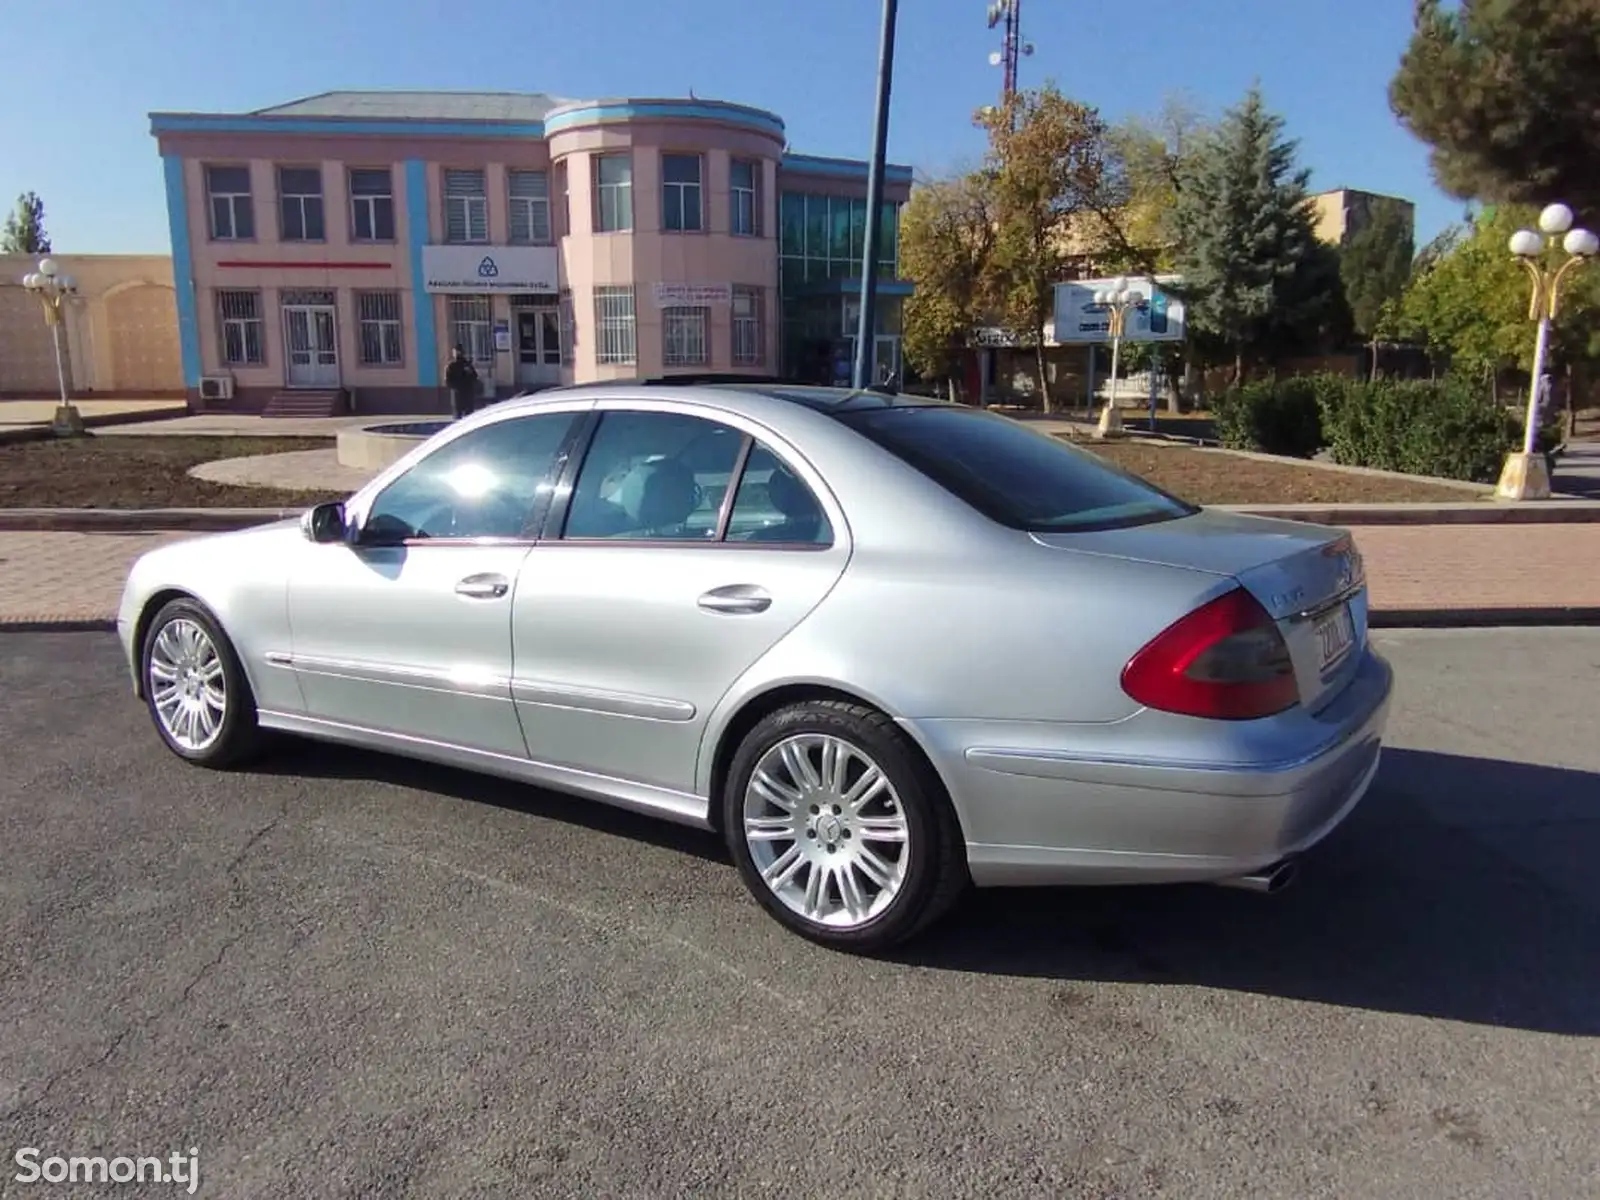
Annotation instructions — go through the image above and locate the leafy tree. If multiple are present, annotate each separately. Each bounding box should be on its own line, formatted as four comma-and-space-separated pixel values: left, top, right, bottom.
1, 191, 50, 254
1391, 203, 1600, 382
977, 82, 1121, 411
1170, 85, 1344, 379
1340, 196, 1416, 346
1391, 0, 1600, 221
1096, 94, 1211, 274
900, 171, 997, 398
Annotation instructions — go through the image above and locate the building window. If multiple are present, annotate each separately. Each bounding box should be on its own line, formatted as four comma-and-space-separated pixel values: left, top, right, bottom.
216, 290, 264, 365
594, 155, 632, 233
276, 167, 325, 242
732, 287, 763, 366
662, 307, 708, 367
594, 285, 636, 364
357, 291, 404, 366
349, 168, 395, 241
205, 166, 254, 241
731, 159, 759, 236
508, 170, 552, 244
661, 154, 703, 233
554, 160, 570, 237
444, 169, 489, 243
559, 290, 575, 364
779, 192, 902, 290
448, 295, 495, 365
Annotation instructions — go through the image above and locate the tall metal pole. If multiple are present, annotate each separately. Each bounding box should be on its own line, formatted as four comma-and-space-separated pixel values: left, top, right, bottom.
852, 0, 899, 390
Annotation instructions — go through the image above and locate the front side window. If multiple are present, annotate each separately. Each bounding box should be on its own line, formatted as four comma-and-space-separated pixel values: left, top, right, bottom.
216, 290, 264, 365
662, 307, 708, 367
444, 168, 489, 243
840, 406, 1196, 533
362, 411, 579, 542
206, 166, 254, 241
661, 154, 703, 232
448, 295, 494, 366
594, 155, 633, 233
730, 159, 759, 236
349, 168, 395, 241
508, 169, 551, 243
278, 166, 325, 241
561, 412, 832, 546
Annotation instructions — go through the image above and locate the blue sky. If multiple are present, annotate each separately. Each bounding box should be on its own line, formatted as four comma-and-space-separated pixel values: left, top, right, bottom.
0, 0, 1462, 256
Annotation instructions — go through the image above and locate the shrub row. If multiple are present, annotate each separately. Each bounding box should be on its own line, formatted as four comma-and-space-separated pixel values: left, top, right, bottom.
1211, 373, 1557, 484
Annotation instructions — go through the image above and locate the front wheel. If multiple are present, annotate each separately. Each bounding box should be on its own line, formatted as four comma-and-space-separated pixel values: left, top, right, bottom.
722, 700, 967, 952
141, 598, 263, 769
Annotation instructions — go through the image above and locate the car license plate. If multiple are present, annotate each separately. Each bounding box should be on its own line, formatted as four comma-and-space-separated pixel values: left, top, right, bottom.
1314, 603, 1356, 672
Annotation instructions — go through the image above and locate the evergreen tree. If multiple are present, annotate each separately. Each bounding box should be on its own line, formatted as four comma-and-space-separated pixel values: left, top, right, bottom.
1390, 0, 1600, 221
1171, 86, 1338, 379
1, 192, 51, 254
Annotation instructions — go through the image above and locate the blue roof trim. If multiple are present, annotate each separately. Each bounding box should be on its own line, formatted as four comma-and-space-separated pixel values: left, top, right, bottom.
150, 112, 549, 138
543, 100, 785, 138
781, 154, 914, 182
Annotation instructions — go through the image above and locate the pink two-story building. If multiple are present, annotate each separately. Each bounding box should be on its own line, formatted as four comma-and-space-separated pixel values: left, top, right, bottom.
150, 90, 914, 413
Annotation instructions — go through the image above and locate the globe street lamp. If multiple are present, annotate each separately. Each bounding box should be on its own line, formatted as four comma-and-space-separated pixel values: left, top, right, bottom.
1498, 203, 1598, 500
1092, 277, 1144, 437
21, 257, 86, 437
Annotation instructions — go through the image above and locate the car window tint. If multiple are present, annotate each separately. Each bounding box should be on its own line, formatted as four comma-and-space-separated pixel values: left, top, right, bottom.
838, 406, 1196, 532
724, 442, 833, 545
362, 412, 577, 541
562, 411, 743, 541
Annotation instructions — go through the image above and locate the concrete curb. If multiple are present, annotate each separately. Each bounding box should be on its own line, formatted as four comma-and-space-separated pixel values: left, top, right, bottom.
0, 618, 118, 633
0, 508, 301, 532
1369, 607, 1600, 629
0, 406, 191, 444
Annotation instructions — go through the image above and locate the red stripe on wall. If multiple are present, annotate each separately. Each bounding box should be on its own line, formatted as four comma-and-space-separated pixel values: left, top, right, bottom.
215, 260, 395, 270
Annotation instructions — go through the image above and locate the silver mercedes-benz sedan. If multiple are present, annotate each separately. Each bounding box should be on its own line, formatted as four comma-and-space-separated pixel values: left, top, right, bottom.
118, 382, 1392, 951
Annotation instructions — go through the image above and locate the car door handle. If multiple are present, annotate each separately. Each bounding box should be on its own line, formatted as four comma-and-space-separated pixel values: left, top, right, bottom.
697, 585, 772, 615
455, 573, 510, 599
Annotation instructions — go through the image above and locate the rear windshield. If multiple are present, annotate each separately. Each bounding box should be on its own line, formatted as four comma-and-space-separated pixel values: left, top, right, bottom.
838, 405, 1197, 533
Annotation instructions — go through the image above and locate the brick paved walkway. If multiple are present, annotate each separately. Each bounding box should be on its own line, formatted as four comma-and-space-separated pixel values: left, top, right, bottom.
2, 524, 1598, 626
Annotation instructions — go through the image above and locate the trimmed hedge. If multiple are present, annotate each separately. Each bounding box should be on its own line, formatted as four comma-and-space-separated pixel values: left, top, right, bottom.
1211, 378, 1326, 458
1317, 376, 1519, 484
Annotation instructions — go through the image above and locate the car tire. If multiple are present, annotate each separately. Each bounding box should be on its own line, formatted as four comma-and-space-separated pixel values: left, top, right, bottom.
141, 597, 263, 769
722, 699, 968, 953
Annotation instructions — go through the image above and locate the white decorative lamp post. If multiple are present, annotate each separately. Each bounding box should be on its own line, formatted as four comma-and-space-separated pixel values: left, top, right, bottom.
21, 258, 85, 437
1092, 277, 1144, 438
1498, 203, 1598, 500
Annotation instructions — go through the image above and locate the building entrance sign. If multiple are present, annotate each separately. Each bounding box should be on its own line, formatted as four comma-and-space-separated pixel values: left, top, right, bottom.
422, 245, 558, 293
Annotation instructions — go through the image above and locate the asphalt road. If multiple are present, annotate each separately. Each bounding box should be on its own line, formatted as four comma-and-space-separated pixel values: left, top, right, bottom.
1, 630, 1597, 1199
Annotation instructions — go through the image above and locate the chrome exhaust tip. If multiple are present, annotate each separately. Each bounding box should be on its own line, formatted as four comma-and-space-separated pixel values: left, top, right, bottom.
1215, 858, 1299, 894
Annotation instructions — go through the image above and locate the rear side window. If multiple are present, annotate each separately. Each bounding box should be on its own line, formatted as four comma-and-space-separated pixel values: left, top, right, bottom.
839, 406, 1196, 532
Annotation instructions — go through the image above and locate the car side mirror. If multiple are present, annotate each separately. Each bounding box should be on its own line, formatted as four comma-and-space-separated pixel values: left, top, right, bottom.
301, 500, 349, 544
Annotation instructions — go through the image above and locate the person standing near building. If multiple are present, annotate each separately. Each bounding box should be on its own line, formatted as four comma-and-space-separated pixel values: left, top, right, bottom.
445, 345, 479, 420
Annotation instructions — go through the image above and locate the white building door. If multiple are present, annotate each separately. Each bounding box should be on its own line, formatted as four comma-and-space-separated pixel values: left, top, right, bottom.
283, 305, 339, 387
514, 306, 562, 389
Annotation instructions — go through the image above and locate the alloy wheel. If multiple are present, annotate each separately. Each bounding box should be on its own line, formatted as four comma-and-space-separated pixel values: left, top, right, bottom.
148, 617, 228, 752
741, 733, 911, 929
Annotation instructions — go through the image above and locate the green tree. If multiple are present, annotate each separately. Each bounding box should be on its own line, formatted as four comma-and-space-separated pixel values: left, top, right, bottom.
1096, 93, 1211, 274
899, 171, 997, 398
1341, 197, 1416, 341
1390, 0, 1600, 220
978, 83, 1120, 411
1170, 86, 1344, 379
1393, 203, 1600, 383
1, 191, 50, 254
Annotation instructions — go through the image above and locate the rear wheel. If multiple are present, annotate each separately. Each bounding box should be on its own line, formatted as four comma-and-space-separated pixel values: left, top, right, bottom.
722, 699, 967, 952
141, 598, 263, 769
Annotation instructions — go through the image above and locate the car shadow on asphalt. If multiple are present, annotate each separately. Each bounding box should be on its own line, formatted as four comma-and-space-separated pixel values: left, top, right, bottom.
897, 748, 1600, 1036
253, 738, 729, 865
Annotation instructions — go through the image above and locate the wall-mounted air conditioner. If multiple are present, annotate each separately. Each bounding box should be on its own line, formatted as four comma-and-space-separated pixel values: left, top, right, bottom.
199, 374, 234, 401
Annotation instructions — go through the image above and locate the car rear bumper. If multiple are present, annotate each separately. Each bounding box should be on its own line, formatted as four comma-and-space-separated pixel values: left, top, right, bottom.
909, 647, 1394, 887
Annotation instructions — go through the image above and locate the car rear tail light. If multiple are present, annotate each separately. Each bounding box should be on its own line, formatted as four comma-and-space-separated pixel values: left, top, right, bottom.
1121, 587, 1299, 720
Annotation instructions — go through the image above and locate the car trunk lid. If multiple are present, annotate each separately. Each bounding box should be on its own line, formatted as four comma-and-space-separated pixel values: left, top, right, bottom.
1030, 510, 1368, 712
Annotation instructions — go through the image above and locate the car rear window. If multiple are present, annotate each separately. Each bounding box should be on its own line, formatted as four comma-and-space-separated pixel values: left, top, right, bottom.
838, 405, 1197, 532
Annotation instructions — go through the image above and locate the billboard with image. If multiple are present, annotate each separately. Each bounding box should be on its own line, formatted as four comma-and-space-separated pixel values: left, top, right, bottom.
1051, 275, 1186, 344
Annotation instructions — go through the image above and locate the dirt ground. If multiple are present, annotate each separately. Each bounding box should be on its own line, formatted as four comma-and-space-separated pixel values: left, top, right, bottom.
1079, 440, 1483, 505
0, 436, 347, 509
0, 430, 1483, 511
